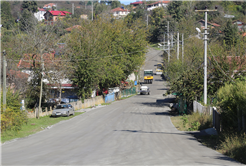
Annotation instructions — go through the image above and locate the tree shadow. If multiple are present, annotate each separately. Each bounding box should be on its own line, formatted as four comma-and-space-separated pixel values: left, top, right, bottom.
131, 111, 170, 116
138, 98, 176, 108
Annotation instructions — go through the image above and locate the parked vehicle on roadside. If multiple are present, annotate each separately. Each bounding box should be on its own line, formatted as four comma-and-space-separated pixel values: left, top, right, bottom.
51, 104, 75, 117
139, 85, 150, 95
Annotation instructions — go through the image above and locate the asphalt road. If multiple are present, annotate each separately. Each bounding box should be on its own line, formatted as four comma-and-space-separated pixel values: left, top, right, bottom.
2, 48, 243, 165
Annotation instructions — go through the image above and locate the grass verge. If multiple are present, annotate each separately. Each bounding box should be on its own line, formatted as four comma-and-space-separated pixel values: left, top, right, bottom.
149, 43, 161, 50
170, 112, 246, 164
119, 94, 137, 100
170, 112, 212, 131
1, 112, 84, 143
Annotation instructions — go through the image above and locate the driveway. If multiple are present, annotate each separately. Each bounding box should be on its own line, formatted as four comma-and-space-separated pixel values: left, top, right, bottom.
2, 48, 242, 165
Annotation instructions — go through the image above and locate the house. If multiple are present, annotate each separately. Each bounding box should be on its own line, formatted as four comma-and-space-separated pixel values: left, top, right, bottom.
130, 1, 144, 6
111, 7, 130, 19
232, 20, 246, 31
80, 14, 88, 19
198, 19, 220, 29
147, 1, 170, 11
43, 3, 56, 9
17, 53, 77, 99
34, 7, 46, 21
44, 10, 72, 23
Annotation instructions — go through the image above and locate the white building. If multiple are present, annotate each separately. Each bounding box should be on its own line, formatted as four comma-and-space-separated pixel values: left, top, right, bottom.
43, 3, 57, 9
147, 1, 170, 11
111, 7, 130, 19
34, 8, 46, 21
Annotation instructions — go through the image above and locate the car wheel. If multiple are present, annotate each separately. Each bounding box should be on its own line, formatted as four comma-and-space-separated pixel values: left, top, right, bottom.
148, 92, 150, 95
67, 111, 69, 117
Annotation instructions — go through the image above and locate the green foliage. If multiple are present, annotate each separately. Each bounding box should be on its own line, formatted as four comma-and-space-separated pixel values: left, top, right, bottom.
217, 81, 246, 131
1, 89, 28, 132
21, 1, 38, 13
223, 20, 239, 50
19, 9, 37, 32
67, 18, 148, 101
182, 114, 188, 127
110, 0, 121, 9
0, 1, 15, 30
167, 1, 184, 22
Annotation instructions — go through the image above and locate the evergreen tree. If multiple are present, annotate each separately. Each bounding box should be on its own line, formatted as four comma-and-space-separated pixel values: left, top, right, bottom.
21, 1, 38, 13
111, 0, 121, 9
223, 20, 239, 50
0, 1, 14, 30
19, 9, 37, 32
167, 1, 184, 22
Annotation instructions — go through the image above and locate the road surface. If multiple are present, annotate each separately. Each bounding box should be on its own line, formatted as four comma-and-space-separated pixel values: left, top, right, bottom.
2, 48, 242, 165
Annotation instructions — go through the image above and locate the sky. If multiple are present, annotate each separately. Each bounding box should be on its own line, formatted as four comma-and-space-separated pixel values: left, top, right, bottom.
120, 0, 135, 5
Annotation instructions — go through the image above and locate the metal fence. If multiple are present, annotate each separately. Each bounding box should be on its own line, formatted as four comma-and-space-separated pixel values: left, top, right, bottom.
121, 87, 136, 98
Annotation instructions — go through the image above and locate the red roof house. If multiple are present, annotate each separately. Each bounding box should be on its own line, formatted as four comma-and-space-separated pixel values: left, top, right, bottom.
44, 10, 72, 23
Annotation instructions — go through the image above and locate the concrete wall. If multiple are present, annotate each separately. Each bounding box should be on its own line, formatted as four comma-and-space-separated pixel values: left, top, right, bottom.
28, 96, 105, 118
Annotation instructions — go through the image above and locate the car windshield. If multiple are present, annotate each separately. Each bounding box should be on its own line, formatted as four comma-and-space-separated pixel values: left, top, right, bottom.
157, 64, 162, 68
56, 105, 68, 109
144, 71, 153, 76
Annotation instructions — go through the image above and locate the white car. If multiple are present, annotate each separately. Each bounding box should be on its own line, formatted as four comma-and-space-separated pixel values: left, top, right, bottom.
139, 86, 150, 95
51, 104, 75, 117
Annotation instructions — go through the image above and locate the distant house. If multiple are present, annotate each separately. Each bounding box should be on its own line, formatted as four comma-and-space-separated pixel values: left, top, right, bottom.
130, 1, 144, 6
147, 1, 170, 11
34, 8, 46, 21
80, 14, 88, 19
198, 19, 220, 29
111, 7, 130, 19
43, 3, 56, 9
232, 20, 246, 31
44, 10, 72, 23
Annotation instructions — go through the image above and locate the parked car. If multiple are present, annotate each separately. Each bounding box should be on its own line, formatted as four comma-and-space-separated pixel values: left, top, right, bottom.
139, 85, 150, 95
51, 104, 75, 117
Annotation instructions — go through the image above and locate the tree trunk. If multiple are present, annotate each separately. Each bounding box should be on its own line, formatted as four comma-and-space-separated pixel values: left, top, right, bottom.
237, 105, 241, 132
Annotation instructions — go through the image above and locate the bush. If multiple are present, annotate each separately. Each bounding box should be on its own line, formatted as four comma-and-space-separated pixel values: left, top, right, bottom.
217, 80, 246, 132
1, 89, 28, 132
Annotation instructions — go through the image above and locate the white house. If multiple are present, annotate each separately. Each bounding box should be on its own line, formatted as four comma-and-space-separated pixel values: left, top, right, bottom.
147, 1, 170, 11
34, 8, 46, 21
111, 7, 130, 18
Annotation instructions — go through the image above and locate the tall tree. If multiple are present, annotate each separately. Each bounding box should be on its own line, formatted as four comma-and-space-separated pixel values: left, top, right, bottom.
167, 1, 184, 22
111, 0, 121, 9
0, 1, 14, 30
21, 1, 38, 13
223, 20, 239, 50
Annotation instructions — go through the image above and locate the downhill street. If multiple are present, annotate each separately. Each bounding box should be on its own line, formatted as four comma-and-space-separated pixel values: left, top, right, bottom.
2, 48, 242, 165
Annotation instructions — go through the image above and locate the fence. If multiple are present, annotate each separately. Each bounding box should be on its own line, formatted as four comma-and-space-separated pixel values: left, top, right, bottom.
121, 87, 136, 98
213, 107, 221, 133
193, 100, 212, 115
105, 93, 115, 103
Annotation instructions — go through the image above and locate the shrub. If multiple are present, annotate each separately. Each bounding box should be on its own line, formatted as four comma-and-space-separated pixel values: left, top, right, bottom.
1, 89, 28, 132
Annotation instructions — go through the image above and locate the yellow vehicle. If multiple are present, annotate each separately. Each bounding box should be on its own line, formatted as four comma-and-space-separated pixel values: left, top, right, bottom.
144, 70, 153, 84
156, 63, 163, 75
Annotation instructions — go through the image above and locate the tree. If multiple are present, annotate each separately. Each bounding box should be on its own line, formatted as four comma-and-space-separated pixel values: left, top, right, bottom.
167, 1, 184, 22
223, 20, 239, 50
111, 0, 121, 9
19, 9, 37, 32
0, 1, 14, 30
67, 18, 148, 100
21, 1, 38, 13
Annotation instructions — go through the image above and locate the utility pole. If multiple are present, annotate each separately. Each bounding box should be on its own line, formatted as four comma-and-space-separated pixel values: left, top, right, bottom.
72, 3, 74, 15
171, 33, 173, 47
182, 33, 184, 63
3, 50, 6, 112
167, 21, 170, 63
92, 0, 93, 21
38, 56, 44, 119
177, 32, 179, 60
195, 6, 217, 105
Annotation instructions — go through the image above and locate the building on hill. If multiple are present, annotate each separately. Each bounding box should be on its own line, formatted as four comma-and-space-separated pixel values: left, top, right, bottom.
111, 7, 130, 19
232, 20, 246, 31
44, 10, 72, 24
43, 3, 57, 9
147, 1, 170, 11
34, 7, 46, 21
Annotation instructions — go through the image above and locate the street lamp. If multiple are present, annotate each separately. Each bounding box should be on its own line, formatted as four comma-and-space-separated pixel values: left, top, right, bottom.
195, 6, 217, 105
